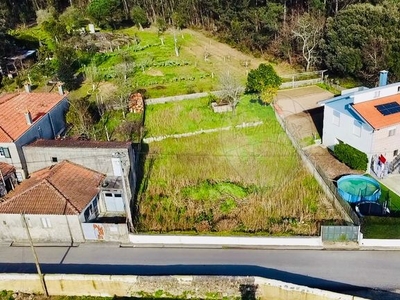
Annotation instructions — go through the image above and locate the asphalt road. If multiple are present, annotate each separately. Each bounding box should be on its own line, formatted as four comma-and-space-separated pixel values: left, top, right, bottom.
0, 245, 399, 299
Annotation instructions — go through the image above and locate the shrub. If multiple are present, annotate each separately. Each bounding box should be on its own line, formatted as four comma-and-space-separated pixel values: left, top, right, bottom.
334, 142, 368, 170
245, 63, 282, 94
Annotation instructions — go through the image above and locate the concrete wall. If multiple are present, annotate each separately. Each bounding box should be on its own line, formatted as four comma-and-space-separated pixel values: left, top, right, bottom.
360, 238, 400, 249
322, 105, 373, 156
0, 274, 367, 300
0, 214, 84, 244
352, 83, 400, 104
82, 223, 129, 243
371, 125, 400, 162
129, 234, 322, 248
23, 145, 136, 201
24, 146, 129, 176
0, 143, 21, 180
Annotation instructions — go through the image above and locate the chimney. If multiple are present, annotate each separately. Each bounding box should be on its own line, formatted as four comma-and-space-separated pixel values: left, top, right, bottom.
24, 82, 31, 93
24, 110, 32, 125
57, 82, 64, 95
379, 70, 388, 87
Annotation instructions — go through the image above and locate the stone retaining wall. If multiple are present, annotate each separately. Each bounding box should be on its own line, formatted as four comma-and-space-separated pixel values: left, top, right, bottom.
0, 274, 367, 300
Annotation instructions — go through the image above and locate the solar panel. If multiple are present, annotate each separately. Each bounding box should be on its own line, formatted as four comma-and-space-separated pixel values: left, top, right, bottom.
375, 101, 400, 116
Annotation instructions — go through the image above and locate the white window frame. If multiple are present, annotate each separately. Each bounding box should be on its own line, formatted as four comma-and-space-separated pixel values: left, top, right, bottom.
41, 217, 52, 228
389, 127, 396, 137
0, 147, 11, 158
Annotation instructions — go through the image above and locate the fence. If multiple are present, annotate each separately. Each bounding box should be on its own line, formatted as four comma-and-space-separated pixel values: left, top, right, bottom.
273, 107, 360, 225
280, 78, 323, 89
321, 225, 359, 242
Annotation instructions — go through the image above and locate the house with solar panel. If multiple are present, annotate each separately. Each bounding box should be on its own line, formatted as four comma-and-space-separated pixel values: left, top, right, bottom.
0, 87, 68, 181
320, 71, 400, 177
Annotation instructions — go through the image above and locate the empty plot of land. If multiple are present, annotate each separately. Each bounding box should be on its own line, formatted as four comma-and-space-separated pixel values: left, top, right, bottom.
275, 86, 333, 117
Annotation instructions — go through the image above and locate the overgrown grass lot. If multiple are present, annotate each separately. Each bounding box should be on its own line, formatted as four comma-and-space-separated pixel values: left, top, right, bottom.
144, 95, 267, 137
137, 101, 342, 235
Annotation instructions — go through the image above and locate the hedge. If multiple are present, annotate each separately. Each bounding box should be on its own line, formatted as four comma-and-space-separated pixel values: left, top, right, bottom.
334, 142, 368, 170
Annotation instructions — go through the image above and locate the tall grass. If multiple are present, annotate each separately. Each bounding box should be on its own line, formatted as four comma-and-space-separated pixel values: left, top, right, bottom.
144, 94, 270, 137
137, 113, 342, 235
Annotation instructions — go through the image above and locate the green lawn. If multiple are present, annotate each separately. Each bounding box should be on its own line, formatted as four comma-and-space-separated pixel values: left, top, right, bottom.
361, 216, 400, 239
144, 94, 270, 137
377, 182, 400, 212
137, 105, 342, 234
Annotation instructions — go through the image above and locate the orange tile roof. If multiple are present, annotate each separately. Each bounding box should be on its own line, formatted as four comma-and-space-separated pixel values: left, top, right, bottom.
0, 161, 106, 215
0, 162, 15, 177
0, 92, 66, 142
352, 94, 400, 129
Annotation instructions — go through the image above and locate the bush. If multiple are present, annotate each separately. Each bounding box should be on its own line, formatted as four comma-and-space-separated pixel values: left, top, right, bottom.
334, 142, 368, 170
245, 63, 282, 94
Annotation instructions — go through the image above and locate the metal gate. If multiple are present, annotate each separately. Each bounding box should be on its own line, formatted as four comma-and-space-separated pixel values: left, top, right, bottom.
321, 226, 360, 242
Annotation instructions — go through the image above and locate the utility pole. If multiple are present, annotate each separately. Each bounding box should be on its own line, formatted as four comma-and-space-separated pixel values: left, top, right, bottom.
21, 214, 49, 297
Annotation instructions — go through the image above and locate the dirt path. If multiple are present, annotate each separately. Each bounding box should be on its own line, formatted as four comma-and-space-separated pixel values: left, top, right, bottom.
181, 29, 296, 79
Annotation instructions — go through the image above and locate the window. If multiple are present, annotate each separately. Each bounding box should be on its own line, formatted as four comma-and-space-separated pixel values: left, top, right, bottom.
394, 150, 398, 157
41, 218, 51, 228
51, 157, 58, 163
0, 147, 11, 158
389, 128, 396, 137
332, 110, 340, 126
353, 121, 361, 137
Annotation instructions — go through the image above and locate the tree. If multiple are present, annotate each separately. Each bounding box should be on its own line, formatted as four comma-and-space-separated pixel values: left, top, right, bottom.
156, 17, 167, 45
54, 45, 79, 91
260, 87, 278, 106
323, 3, 400, 83
86, 0, 124, 28
245, 64, 282, 94
218, 71, 243, 111
59, 6, 86, 34
66, 95, 100, 138
292, 13, 324, 71
130, 6, 148, 29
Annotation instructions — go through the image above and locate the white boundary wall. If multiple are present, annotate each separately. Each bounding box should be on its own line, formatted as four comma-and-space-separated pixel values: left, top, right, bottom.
360, 239, 400, 249
128, 234, 323, 248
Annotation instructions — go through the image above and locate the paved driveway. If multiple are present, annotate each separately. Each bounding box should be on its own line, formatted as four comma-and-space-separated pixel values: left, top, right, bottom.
275, 86, 333, 117
379, 174, 400, 196
275, 86, 333, 144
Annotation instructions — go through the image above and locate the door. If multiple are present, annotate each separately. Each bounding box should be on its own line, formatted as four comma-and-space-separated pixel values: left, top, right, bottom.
104, 192, 125, 212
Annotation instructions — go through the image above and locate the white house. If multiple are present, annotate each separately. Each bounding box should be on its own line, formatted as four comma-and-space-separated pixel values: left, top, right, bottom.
0, 160, 129, 243
321, 71, 400, 176
0, 90, 69, 180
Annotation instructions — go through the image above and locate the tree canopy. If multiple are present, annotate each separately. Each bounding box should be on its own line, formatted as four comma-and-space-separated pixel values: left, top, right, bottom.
323, 2, 400, 83
245, 64, 282, 94
1, 0, 399, 85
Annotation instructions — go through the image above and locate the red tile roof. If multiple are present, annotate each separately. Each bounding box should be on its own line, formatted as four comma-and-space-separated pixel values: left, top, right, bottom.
353, 94, 400, 129
0, 162, 15, 177
0, 92, 66, 142
0, 161, 105, 215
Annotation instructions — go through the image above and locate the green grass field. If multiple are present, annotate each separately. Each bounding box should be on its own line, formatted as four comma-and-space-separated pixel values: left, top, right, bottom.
361, 216, 400, 239
137, 105, 342, 235
144, 94, 270, 137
